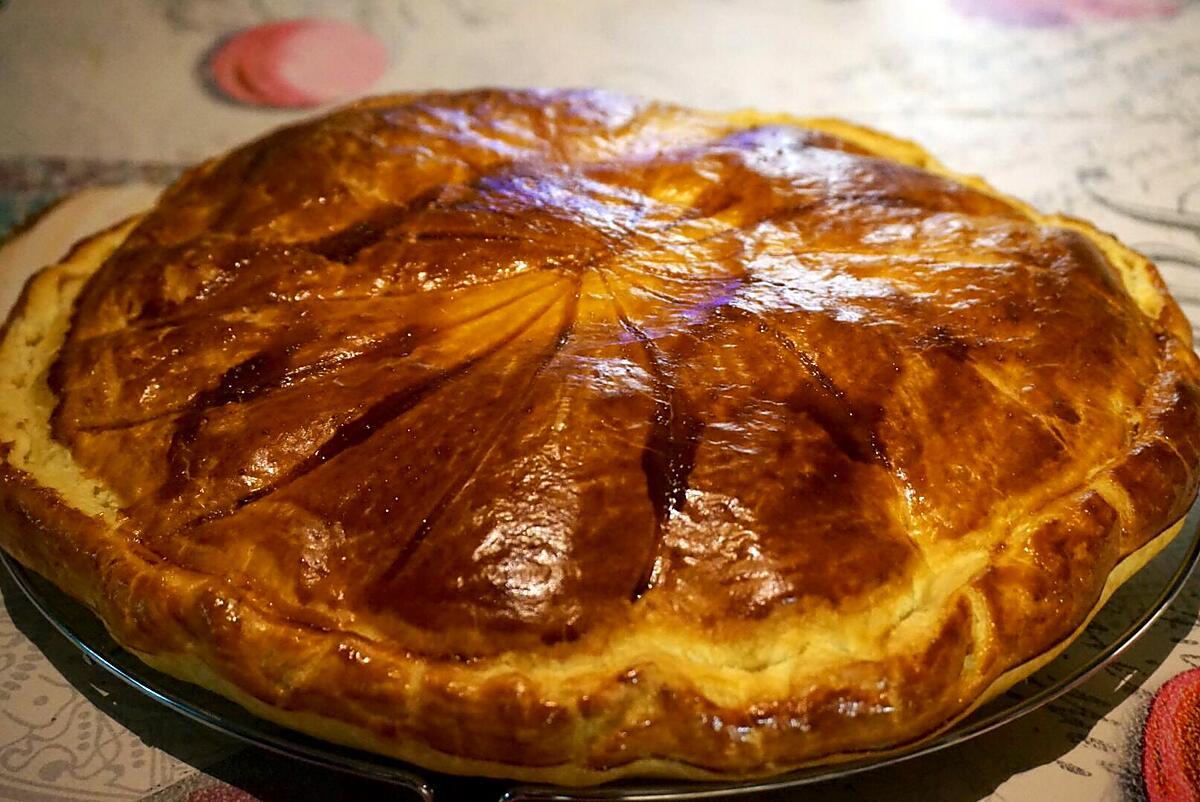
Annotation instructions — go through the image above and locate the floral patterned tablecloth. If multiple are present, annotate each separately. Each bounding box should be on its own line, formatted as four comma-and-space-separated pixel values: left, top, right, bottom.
2, 1, 1200, 800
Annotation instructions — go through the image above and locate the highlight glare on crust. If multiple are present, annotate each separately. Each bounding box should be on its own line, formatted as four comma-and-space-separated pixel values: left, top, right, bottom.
0, 90, 1198, 785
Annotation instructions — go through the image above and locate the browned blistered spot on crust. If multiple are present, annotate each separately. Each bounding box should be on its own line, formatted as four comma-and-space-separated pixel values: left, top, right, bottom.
974, 491, 1121, 661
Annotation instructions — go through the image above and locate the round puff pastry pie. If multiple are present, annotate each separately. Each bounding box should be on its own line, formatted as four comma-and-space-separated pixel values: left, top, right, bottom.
1, 90, 1198, 785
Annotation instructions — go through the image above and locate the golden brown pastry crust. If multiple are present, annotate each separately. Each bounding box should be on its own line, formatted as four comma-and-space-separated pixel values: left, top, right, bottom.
1, 89, 1199, 784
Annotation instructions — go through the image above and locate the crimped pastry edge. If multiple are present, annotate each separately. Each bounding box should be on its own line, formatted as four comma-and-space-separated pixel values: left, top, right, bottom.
125, 514, 1188, 785
0, 101, 1197, 785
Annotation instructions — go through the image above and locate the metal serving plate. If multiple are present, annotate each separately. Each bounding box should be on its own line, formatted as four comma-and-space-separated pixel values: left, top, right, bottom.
3, 503, 1198, 802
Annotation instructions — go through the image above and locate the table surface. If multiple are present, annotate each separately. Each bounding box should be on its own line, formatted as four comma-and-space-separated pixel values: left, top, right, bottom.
2, 1, 1200, 800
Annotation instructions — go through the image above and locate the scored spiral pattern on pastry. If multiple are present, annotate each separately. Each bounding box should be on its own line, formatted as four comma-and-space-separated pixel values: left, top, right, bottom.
4, 89, 1197, 781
